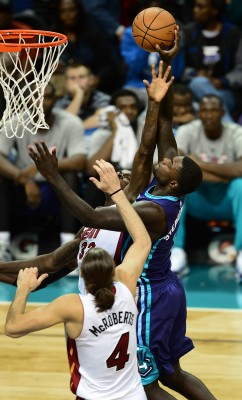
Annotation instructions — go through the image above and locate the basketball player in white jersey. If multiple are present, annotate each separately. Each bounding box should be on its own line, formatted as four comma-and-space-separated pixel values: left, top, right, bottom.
5, 160, 151, 400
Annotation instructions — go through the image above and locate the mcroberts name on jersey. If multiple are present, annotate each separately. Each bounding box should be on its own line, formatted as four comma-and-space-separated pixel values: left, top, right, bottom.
89, 311, 135, 337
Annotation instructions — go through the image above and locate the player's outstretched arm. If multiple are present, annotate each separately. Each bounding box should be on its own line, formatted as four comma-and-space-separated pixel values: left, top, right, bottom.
0, 236, 81, 287
155, 26, 181, 160
90, 160, 151, 296
126, 61, 174, 202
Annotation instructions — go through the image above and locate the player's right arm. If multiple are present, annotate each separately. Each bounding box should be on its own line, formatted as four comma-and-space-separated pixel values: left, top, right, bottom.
155, 26, 181, 161
125, 62, 174, 203
89, 160, 151, 296
28, 142, 167, 240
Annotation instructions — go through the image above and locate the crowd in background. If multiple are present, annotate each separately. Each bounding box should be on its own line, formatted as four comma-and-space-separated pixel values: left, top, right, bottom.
0, 0, 242, 282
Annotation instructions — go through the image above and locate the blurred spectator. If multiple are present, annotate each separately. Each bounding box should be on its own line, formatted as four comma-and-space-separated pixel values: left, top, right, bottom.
54, 0, 124, 93
0, 0, 33, 29
84, 89, 141, 207
173, 83, 197, 134
54, 62, 110, 133
80, 0, 125, 42
171, 94, 242, 283
181, 0, 242, 120
0, 82, 86, 260
225, 0, 242, 31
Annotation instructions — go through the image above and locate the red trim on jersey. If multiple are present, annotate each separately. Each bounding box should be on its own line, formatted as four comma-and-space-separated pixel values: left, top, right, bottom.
66, 337, 81, 394
114, 232, 123, 265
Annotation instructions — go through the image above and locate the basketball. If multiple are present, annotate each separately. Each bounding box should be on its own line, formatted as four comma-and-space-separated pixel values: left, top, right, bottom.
132, 7, 176, 52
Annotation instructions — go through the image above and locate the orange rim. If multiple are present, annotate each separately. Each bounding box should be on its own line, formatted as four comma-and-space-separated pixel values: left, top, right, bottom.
0, 30, 67, 52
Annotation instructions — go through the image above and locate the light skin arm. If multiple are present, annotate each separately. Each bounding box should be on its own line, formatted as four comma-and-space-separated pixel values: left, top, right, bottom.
4, 269, 81, 338
4, 160, 150, 338
89, 160, 151, 296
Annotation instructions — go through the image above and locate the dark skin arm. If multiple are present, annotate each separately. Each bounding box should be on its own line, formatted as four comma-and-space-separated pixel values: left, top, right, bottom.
28, 65, 174, 241
125, 62, 174, 202
0, 232, 82, 286
28, 142, 166, 242
156, 27, 180, 160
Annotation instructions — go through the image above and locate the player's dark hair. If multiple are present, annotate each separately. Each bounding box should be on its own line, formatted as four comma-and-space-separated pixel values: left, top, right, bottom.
178, 156, 203, 195
82, 247, 115, 312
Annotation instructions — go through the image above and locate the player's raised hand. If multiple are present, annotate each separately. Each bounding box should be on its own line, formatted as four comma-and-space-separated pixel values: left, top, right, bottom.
155, 25, 181, 64
28, 141, 58, 183
143, 61, 174, 103
89, 159, 121, 195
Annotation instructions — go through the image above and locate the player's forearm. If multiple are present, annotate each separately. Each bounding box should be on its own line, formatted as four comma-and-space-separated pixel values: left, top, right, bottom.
112, 190, 151, 248
127, 100, 158, 201
157, 75, 177, 160
5, 289, 29, 338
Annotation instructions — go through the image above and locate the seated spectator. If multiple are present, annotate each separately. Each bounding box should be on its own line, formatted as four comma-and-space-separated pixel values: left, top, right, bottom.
53, 0, 124, 93
173, 83, 197, 134
84, 89, 142, 207
171, 94, 242, 283
0, 82, 86, 260
181, 0, 242, 120
54, 62, 110, 133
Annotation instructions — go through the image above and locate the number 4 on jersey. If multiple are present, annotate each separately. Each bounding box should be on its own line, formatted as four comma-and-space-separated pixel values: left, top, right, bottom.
106, 332, 130, 371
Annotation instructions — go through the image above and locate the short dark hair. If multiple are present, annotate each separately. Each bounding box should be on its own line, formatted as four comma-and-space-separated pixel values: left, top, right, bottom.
200, 93, 223, 108
81, 247, 115, 312
178, 156, 203, 195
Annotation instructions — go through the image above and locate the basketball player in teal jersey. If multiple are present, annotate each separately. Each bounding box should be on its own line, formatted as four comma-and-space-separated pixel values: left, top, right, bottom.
1, 30, 216, 399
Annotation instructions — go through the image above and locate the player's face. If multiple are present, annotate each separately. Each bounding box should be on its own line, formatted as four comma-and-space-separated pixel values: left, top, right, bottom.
153, 156, 184, 184
117, 170, 131, 189
115, 96, 139, 124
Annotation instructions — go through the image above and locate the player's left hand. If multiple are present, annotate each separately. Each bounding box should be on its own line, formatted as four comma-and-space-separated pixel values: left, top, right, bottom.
143, 61, 174, 103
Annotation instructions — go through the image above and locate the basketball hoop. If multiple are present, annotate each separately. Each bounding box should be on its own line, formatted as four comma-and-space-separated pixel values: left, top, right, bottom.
0, 30, 68, 138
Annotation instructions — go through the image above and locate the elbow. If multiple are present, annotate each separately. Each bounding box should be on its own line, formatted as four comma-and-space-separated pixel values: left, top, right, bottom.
4, 324, 22, 338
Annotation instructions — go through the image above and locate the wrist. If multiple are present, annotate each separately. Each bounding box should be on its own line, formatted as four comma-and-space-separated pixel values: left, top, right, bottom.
109, 188, 122, 197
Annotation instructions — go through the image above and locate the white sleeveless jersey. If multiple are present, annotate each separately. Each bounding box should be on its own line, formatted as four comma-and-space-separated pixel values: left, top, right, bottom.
66, 282, 147, 400
77, 226, 122, 294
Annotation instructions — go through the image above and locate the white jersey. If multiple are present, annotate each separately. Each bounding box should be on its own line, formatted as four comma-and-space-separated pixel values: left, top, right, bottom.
77, 226, 122, 294
66, 282, 147, 400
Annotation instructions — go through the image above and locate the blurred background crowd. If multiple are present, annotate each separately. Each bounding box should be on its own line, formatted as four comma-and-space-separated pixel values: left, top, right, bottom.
0, 0, 242, 283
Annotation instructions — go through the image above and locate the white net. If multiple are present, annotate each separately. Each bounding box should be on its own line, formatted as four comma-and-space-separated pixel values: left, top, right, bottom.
0, 30, 67, 138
